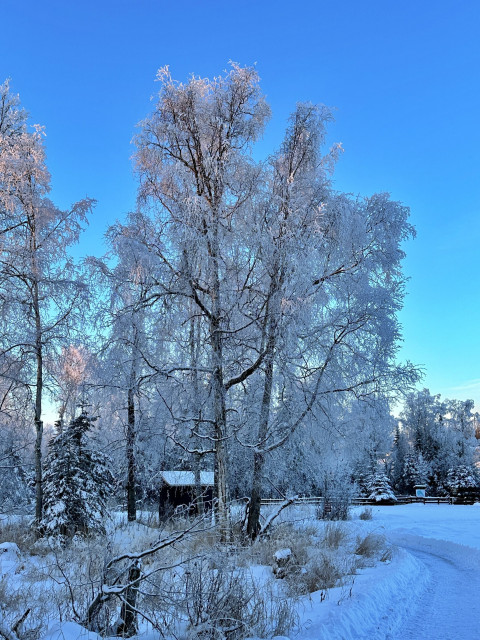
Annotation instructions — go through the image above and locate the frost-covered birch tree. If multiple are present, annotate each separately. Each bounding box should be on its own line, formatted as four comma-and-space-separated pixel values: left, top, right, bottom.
135, 64, 270, 538
133, 63, 417, 538
89, 211, 169, 521
0, 79, 93, 524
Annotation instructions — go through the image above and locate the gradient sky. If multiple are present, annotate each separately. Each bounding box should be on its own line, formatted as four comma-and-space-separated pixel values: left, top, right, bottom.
2, 0, 479, 406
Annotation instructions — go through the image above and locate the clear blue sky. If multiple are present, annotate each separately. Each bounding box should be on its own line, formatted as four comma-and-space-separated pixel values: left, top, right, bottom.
2, 0, 479, 405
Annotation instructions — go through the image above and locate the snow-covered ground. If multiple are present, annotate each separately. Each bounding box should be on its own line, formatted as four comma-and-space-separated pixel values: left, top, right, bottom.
292, 504, 480, 640
369, 502, 480, 550
3, 505, 480, 640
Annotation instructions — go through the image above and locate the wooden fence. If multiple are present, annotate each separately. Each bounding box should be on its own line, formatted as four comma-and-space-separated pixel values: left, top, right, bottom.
259, 495, 455, 506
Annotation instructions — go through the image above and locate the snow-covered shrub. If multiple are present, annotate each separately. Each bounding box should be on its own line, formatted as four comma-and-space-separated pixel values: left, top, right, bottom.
318, 469, 355, 520
114, 549, 297, 639
168, 556, 297, 640
446, 465, 480, 503
39, 413, 115, 542
286, 548, 355, 596
33, 540, 111, 627
250, 522, 310, 568
358, 507, 373, 520
272, 547, 294, 579
254, 522, 356, 597
183, 557, 263, 639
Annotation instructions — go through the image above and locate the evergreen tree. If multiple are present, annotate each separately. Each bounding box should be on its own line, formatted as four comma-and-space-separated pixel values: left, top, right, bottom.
368, 470, 397, 503
390, 424, 409, 492
403, 453, 430, 494
446, 465, 480, 504
352, 457, 376, 498
0, 445, 31, 514
355, 471, 375, 498
40, 412, 114, 541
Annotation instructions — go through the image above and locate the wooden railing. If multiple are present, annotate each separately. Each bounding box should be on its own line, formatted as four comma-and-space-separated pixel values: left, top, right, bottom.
259, 495, 455, 506
396, 495, 453, 504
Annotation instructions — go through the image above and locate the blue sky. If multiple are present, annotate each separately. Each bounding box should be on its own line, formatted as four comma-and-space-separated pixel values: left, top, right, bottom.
2, 0, 480, 405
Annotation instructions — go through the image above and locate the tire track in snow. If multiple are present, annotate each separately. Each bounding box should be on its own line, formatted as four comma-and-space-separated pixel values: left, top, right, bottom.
386, 533, 480, 640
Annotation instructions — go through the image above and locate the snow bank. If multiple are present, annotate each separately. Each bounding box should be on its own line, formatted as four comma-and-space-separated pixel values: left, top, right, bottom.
42, 622, 102, 640
273, 548, 292, 562
0, 541, 21, 576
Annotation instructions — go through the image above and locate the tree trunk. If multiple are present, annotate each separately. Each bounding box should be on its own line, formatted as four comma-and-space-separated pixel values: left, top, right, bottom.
247, 323, 276, 539
210, 224, 230, 542
85, 592, 109, 632
33, 279, 43, 526
126, 316, 141, 522
126, 384, 136, 522
34, 418, 43, 524
117, 561, 141, 637
211, 311, 230, 540
190, 311, 204, 516
193, 455, 204, 516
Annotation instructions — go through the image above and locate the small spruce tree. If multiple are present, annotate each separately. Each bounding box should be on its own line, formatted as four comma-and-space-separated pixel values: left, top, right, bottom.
40, 412, 114, 541
354, 470, 374, 498
368, 470, 397, 504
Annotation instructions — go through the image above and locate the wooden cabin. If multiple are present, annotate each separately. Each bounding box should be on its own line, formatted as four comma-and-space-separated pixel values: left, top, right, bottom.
158, 471, 214, 519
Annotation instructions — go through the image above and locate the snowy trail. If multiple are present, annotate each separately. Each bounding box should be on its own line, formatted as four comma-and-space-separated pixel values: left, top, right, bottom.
386, 532, 480, 640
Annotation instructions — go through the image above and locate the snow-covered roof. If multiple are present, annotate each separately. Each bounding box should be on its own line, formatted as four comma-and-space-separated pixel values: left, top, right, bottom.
160, 471, 214, 487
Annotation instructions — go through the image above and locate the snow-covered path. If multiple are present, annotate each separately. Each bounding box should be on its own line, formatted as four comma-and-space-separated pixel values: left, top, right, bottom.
386, 532, 480, 640
289, 505, 480, 640
301, 528, 480, 640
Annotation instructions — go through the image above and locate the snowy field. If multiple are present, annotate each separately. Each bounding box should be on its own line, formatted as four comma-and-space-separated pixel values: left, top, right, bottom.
2, 504, 480, 640
303, 504, 480, 640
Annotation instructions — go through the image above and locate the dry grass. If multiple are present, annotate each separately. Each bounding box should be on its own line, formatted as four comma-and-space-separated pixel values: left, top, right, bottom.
249, 523, 311, 568
290, 553, 347, 594
380, 546, 393, 563
258, 520, 390, 596
0, 507, 392, 638
140, 554, 299, 640
359, 507, 373, 521
322, 522, 349, 550
354, 532, 389, 568
0, 564, 65, 638
0, 519, 39, 554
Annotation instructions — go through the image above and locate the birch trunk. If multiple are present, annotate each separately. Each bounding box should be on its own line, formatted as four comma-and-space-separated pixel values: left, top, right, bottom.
33, 249, 43, 526
247, 319, 276, 538
126, 317, 141, 522
126, 383, 136, 522
210, 224, 230, 541
190, 310, 205, 515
